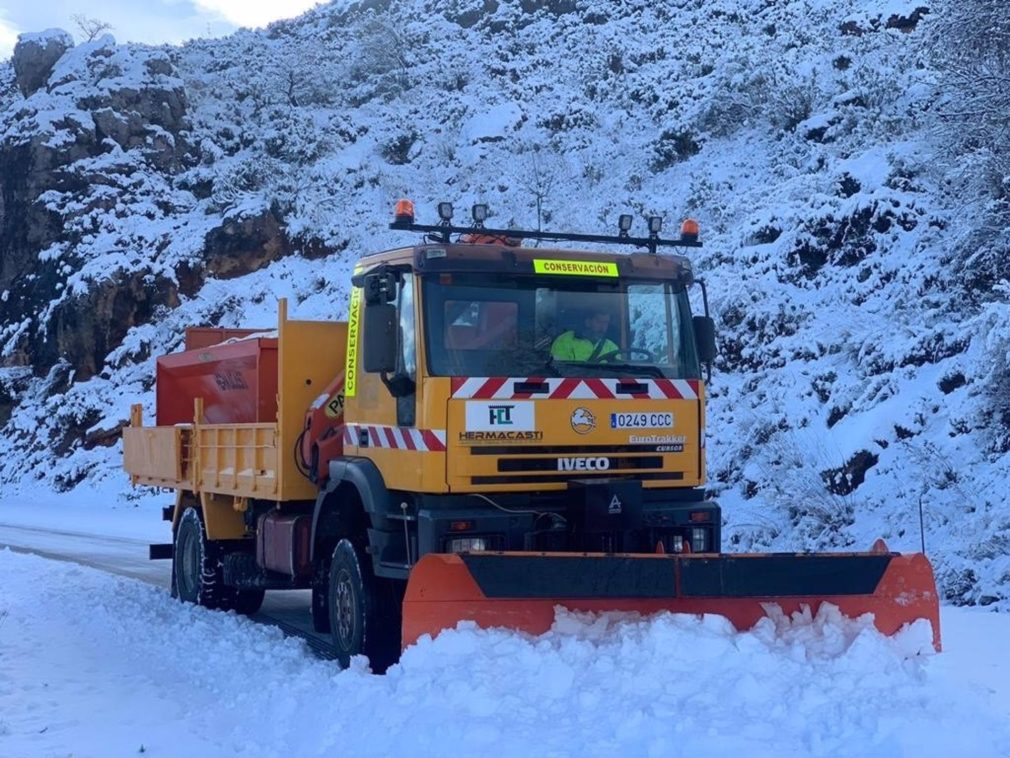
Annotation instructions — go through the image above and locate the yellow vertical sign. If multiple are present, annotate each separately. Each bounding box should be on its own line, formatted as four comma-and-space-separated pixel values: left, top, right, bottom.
345, 285, 361, 397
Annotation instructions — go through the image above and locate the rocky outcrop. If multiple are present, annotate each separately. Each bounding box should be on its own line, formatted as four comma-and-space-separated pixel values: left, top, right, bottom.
0, 139, 66, 334
1, 33, 198, 381
11, 29, 74, 96
41, 271, 182, 382
204, 208, 291, 280
0, 30, 300, 389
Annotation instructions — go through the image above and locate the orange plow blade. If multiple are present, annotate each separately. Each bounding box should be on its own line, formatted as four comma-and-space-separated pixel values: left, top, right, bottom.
402, 549, 941, 651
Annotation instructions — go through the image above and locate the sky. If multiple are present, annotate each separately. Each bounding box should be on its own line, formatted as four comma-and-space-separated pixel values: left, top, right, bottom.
0, 0, 324, 59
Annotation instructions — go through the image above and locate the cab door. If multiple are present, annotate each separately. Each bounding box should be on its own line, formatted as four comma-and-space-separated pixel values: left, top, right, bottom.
344, 271, 447, 492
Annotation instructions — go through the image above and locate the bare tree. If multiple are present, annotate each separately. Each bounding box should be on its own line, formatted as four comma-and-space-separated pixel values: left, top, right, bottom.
347, 14, 413, 101
928, 1, 1010, 287
930, 1, 1010, 187
72, 14, 113, 43
929, 2, 1010, 451
517, 147, 561, 237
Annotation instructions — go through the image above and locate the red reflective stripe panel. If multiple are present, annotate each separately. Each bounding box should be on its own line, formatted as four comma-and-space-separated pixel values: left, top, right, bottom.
583, 378, 614, 399
473, 376, 508, 399
451, 377, 701, 400
421, 429, 446, 451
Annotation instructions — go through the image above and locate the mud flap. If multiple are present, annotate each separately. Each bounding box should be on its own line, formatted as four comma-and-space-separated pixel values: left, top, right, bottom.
401, 549, 941, 652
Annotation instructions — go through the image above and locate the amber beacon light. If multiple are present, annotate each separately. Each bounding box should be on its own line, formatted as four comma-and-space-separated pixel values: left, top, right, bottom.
394, 198, 415, 224
680, 218, 700, 243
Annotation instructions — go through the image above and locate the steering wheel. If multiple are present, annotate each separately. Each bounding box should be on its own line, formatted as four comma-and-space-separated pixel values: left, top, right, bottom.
596, 347, 655, 363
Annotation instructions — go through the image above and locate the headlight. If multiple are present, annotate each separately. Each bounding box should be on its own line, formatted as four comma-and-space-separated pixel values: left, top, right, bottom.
446, 537, 487, 553
690, 528, 707, 553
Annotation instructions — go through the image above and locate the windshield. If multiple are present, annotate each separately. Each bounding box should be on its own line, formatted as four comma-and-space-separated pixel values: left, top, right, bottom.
422, 273, 700, 378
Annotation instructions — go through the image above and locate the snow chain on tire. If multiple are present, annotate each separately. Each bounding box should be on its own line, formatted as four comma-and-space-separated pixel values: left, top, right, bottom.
174, 507, 263, 614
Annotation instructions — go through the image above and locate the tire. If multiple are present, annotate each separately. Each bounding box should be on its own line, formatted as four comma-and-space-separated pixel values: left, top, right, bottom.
174, 507, 228, 609
175, 508, 266, 614
327, 538, 401, 672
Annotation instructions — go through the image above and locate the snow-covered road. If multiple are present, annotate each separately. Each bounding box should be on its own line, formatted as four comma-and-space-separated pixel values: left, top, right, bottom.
2, 548, 1010, 758
0, 501, 333, 654
2, 491, 1010, 757
0, 522, 169, 586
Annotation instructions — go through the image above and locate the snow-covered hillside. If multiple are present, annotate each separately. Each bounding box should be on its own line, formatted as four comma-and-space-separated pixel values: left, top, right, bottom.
0, 0, 1007, 607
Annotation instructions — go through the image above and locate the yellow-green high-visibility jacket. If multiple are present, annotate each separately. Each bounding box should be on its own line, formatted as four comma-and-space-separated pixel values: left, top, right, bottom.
550, 331, 619, 362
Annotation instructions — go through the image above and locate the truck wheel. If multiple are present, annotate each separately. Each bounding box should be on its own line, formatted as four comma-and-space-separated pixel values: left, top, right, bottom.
174, 507, 227, 610
327, 539, 400, 672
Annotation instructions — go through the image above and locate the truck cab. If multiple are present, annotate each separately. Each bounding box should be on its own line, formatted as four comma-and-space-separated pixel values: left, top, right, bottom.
331, 232, 721, 580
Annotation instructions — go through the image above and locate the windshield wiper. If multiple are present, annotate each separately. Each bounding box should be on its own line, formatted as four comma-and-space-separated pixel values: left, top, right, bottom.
537, 354, 561, 377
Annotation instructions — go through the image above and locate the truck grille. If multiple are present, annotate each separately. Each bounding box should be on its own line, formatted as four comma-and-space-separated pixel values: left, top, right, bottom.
467, 444, 681, 455
497, 456, 663, 472
471, 472, 685, 485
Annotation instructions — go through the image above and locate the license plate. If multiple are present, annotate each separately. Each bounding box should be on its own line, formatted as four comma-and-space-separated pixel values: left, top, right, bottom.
610, 412, 674, 430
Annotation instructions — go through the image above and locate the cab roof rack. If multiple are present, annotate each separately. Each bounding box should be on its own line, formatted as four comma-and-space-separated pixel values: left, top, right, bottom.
389, 200, 702, 255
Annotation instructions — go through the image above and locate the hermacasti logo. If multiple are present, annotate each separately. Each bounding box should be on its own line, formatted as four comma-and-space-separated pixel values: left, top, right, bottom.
464, 400, 536, 436
488, 404, 513, 425
570, 407, 596, 434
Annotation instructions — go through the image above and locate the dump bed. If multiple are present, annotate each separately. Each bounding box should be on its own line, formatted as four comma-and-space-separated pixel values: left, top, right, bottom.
123, 301, 346, 503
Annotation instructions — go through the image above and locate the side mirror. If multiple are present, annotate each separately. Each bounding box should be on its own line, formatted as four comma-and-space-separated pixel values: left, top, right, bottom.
363, 272, 398, 305
693, 316, 717, 365
363, 302, 397, 373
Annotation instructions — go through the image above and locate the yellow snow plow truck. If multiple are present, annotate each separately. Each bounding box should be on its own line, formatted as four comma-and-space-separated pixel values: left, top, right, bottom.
123, 201, 940, 670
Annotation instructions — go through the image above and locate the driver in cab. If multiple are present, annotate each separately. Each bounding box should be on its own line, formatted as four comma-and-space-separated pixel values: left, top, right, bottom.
550, 309, 619, 362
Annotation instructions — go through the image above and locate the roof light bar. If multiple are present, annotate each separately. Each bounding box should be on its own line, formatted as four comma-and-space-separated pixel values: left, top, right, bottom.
389, 201, 701, 253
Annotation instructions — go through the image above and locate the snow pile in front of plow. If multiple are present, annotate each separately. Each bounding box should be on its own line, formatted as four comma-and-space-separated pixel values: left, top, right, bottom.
4, 550, 1010, 757
402, 608, 941, 754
